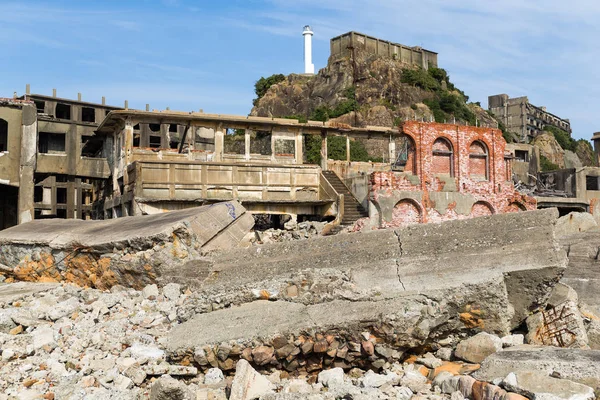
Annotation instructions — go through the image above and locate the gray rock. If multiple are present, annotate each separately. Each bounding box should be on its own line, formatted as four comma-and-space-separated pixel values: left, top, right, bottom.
0, 308, 17, 333
435, 347, 453, 361
149, 375, 195, 400
162, 283, 181, 301
31, 325, 56, 349
395, 386, 413, 400
362, 370, 398, 388
454, 332, 502, 363
204, 368, 224, 385
400, 369, 429, 393
317, 367, 344, 387
230, 359, 274, 400
143, 284, 159, 300
501, 334, 524, 348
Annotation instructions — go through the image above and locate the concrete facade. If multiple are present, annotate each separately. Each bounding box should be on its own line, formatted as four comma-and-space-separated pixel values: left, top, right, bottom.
536, 166, 600, 217
505, 143, 540, 185
0, 89, 122, 230
368, 121, 536, 227
330, 31, 438, 69
488, 94, 572, 142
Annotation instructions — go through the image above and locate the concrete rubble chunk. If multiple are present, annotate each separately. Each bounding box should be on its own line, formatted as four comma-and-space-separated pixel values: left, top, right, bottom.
229, 359, 274, 400
502, 371, 595, 400
526, 300, 589, 349
454, 332, 503, 363
473, 345, 600, 388
0, 201, 254, 289
149, 375, 195, 400
317, 367, 344, 387
555, 212, 598, 238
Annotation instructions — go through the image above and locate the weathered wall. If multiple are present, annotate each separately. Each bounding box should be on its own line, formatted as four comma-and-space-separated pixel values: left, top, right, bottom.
330, 31, 438, 69
369, 122, 536, 227
0, 103, 25, 187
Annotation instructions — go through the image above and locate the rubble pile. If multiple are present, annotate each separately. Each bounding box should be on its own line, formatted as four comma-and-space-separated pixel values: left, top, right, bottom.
245, 221, 327, 246
1, 282, 598, 400
0, 208, 599, 398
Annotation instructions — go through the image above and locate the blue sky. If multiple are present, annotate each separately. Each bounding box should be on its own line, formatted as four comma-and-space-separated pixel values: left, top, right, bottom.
1, 0, 598, 140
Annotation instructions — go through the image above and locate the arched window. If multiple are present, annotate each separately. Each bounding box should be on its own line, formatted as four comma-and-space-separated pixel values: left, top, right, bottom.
0, 118, 7, 152
469, 140, 489, 180
432, 137, 454, 176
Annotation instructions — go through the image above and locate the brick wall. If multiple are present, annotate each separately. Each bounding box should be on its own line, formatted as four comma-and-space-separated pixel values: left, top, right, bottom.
369, 122, 536, 227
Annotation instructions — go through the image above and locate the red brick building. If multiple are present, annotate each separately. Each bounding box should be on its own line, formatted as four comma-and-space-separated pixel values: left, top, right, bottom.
368, 121, 536, 227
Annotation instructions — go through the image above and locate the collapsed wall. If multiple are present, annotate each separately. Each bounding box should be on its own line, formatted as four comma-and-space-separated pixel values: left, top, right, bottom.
166, 208, 567, 374
0, 201, 254, 289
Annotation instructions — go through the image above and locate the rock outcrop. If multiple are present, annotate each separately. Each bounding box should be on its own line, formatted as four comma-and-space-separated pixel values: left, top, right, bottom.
251, 49, 494, 129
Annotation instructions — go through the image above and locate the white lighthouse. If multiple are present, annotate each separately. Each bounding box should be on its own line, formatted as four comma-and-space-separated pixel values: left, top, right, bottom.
303, 25, 315, 74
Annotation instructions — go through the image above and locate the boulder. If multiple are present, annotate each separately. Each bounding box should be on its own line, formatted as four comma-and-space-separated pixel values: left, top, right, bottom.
454, 333, 503, 363
317, 367, 344, 387
230, 359, 274, 400
149, 375, 195, 400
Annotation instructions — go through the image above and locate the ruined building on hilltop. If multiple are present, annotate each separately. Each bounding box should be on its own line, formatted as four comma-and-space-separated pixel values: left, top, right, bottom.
488, 94, 572, 142
329, 31, 438, 69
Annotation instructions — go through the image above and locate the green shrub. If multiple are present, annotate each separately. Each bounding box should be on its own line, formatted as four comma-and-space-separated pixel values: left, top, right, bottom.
401, 68, 440, 91
543, 125, 576, 152
540, 154, 559, 171
253, 74, 286, 106
303, 135, 382, 164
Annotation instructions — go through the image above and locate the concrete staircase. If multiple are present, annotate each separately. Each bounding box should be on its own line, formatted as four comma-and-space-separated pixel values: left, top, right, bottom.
322, 171, 369, 226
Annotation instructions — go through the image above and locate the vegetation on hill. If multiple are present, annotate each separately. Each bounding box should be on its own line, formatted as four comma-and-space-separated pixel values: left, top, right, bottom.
253, 74, 286, 106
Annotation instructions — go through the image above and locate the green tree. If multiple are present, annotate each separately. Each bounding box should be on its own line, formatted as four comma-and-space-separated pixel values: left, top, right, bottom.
253, 74, 286, 106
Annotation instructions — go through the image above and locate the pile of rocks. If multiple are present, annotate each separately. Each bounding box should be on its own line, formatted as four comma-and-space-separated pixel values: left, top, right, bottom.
244, 221, 327, 246
1, 282, 598, 399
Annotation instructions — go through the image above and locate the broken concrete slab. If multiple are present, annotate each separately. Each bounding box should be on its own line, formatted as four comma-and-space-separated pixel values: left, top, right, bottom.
0, 201, 254, 289
166, 210, 566, 372
473, 345, 600, 388
559, 231, 600, 317
555, 212, 598, 238
502, 371, 595, 400
0, 282, 58, 305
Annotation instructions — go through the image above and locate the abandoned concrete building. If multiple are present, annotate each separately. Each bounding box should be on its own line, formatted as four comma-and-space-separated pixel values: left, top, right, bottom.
0, 88, 122, 229
488, 94, 572, 142
330, 31, 438, 69
366, 121, 536, 227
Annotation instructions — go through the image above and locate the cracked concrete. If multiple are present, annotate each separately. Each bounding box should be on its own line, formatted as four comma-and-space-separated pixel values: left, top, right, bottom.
167, 209, 566, 360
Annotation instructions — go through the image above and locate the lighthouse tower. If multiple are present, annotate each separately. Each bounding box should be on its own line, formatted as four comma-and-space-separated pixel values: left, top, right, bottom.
303, 25, 315, 74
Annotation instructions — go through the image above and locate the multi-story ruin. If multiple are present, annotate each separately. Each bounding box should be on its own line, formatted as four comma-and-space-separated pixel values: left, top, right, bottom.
0, 88, 122, 229
330, 31, 438, 69
488, 94, 572, 142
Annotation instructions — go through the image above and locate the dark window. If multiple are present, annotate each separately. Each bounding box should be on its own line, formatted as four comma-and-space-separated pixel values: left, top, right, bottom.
81, 107, 95, 123
133, 133, 140, 147
149, 135, 161, 148
34, 186, 43, 203
56, 187, 67, 204
169, 124, 178, 133
0, 118, 7, 152
34, 100, 45, 113
149, 124, 161, 132
515, 150, 529, 162
55, 103, 71, 120
39, 132, 66, 154
133, 124, 140, 131
586, 175, 599, 191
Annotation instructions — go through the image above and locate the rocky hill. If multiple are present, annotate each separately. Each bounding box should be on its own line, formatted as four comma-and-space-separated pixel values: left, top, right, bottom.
251, 49, 496, 129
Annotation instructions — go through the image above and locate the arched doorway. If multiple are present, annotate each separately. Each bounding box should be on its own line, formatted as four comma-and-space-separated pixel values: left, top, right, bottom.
392, 199, 422, 225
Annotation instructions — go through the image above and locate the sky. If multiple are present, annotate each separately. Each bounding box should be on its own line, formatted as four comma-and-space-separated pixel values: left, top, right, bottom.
0, 0, 598, 140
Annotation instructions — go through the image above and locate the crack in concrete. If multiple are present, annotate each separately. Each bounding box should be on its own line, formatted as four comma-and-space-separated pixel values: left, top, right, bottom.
393, 231, 406, 291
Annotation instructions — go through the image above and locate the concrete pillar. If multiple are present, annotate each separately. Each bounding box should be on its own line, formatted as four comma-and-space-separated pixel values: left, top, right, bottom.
320, 132, 328, 170
214, 125, 224, 162
346, 135, 351, 163
389, 137, 396, 164
244, 129, 251, 161
124, 120, 134, 167
295, 130, 304, 164
17, 105, 37, 224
